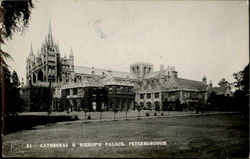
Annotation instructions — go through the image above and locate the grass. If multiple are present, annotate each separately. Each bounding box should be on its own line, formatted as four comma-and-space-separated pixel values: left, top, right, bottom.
2, 113, 248, 158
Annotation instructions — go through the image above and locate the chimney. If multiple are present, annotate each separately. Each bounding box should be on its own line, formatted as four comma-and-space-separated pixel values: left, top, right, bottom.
91, 67, 95, 74
209, 80, 213, 87
202, 76, 207, 84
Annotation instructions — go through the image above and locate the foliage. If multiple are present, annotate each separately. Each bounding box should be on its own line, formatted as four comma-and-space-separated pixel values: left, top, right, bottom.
1, 0, 34, 39
218, 78, 230, 87
0, 68, 24, 115
233, 64, 249, 91
0, 0, 34, 118
11, 70, 20, 87
27, 86, 51, 111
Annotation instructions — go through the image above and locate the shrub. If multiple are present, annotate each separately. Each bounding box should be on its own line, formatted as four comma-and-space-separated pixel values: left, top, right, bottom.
154, 112, 157, 116
161, 112, 164, 116
146, 112, 150, 116
87, 115, 91, 120
74, 115, 79, 120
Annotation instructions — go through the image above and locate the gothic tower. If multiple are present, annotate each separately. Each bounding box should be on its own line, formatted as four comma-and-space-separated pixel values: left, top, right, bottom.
130, 62, 153, 78
40, 20, 60, 83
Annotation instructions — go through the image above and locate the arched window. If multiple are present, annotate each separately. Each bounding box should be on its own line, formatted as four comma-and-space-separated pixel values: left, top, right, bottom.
33, 74, 36, 83
143, 67, 146, 75
38, 70, 43, 82
148, 67, 151, 73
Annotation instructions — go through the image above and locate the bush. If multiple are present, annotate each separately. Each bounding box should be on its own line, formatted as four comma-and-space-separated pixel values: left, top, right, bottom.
161, 112, 164, 116
146, 112, 150, 116
87, 115, 91, 120
154, 112, 157, 116
74, 115, 79, 120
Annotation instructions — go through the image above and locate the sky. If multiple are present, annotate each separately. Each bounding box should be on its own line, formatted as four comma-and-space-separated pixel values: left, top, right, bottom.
4, 0, 249, 87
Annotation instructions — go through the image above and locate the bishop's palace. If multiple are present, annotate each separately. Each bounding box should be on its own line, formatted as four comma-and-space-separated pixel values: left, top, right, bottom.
23, 22, 231, 112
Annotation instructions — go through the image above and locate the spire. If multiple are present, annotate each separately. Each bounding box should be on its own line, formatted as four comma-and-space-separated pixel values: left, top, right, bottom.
48, 18, 52, 37
48, 19, 54, 46
30, 42, 34, 56
70, 47, 73, 57
56, 41, 60, 52
37, 49, 40, 56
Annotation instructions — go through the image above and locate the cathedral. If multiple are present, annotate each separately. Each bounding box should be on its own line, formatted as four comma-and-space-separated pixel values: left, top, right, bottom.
26, 21, 74, 85
25, 22, 212, 112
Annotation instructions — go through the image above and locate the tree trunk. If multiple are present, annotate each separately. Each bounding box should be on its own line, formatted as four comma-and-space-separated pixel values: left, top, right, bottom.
125, 110, 128, 120
100, 111, 102, 123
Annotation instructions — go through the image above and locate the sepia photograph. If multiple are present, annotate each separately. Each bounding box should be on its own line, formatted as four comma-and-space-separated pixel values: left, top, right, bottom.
1, 0, 249, 158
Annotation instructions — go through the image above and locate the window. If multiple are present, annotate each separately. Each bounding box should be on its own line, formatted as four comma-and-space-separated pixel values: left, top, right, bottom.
155, 93, 159, 98
65, 89, 70, 96
128, 88, 132, 93
147, 93, 151, 99
73, 88, 77, 95
140, 94, 144, 99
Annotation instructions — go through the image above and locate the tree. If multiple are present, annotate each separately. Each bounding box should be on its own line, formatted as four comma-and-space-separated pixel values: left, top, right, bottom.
99, 103, 104, 123
125, 103, 130, 120
232, 64, 249, 114
137, 104, 142, 120
218, 78, 230, 87
1, 69, 23, 115
11, 70, 20, 87
1, 0, 34, 39
112, 105, 118, 121
1, 0, 34, 133
233, 64, 249, 91
81, 98, 89, 121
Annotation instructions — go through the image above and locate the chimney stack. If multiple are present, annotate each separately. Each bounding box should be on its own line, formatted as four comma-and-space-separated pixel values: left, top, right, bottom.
202, 76, 207, 84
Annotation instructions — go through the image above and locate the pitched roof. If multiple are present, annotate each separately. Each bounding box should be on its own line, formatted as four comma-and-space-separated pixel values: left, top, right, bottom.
74, 66, 138, 79
162, 77, 208, 90
175, 78, 208, 90
212, 87, 228, 95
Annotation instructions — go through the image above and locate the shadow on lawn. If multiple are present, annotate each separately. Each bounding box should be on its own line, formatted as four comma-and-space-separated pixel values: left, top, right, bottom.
4, 115, 78, 134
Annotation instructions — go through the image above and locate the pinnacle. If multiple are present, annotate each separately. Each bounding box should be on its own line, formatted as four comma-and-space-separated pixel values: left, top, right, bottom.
30, 42, 34, 56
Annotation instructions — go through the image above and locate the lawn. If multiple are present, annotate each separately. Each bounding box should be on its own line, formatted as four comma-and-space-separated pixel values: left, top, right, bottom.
2, 113, 248, 158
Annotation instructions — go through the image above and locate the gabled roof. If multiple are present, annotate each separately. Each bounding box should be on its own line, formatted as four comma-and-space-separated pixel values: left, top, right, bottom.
74, 66, 138, 79
212, 87, 228, 95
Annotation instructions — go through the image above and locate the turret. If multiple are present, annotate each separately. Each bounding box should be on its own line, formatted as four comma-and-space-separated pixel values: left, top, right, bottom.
130, 62, 153, 78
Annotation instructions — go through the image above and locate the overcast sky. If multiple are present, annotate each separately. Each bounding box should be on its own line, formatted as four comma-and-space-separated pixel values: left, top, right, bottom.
4, 0, 249, 86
